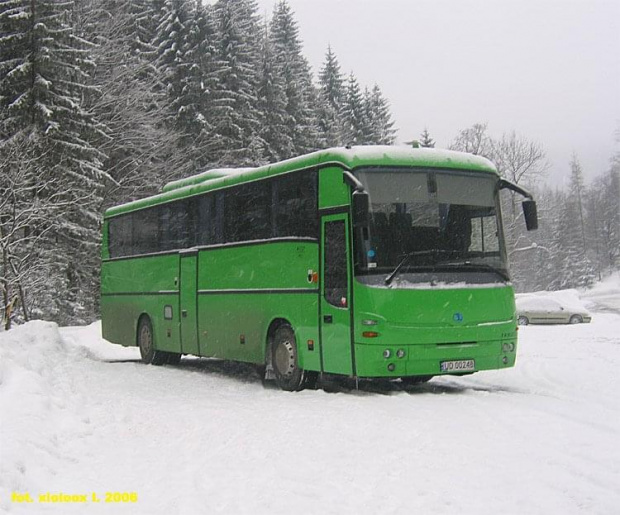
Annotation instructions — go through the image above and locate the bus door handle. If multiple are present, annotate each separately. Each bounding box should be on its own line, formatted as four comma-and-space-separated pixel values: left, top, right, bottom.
182, 310, 188, 318
323, 315, 333, 324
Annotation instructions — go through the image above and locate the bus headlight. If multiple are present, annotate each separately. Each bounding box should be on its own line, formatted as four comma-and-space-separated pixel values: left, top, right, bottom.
396, 349, 406, 358
383, 349, 391, 359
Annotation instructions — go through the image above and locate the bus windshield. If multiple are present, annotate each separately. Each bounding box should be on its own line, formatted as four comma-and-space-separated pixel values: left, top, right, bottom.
353, 168, 508, 287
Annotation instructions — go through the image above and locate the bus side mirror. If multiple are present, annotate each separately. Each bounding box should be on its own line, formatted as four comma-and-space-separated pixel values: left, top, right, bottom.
523, 200, 538, 231
352, 191, 370, 228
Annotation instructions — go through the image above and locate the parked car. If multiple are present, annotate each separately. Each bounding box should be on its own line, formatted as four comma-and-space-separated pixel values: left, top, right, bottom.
516, 296, 592, 325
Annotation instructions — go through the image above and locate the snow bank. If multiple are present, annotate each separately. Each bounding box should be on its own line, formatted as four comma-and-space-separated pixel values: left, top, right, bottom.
0, 322, 96, 509
582, 272, 620, 312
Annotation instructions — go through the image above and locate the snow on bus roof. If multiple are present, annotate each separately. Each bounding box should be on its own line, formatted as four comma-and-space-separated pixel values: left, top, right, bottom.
162, 167, 254, 193
105, 146, 497, 217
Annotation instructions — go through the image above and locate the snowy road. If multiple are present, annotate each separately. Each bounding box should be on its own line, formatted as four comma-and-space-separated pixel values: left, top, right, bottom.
1, 284, 620, 514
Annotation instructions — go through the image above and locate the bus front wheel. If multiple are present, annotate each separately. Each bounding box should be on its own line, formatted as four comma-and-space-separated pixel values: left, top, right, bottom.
271, 324, 316, 391
138, 316, 169, 366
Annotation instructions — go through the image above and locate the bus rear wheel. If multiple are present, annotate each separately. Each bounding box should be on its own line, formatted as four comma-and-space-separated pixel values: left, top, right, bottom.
271, 324, 316, 391
138, 316, 168, 366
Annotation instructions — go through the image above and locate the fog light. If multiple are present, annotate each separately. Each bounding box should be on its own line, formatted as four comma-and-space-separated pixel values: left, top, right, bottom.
383, 349, 391, 359
502, 356, 509, 364
396, 349, 406, 358
387, 363, 396, 372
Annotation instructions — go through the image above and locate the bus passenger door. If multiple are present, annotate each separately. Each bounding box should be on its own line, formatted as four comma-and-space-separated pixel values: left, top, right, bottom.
179, 249, 199, 356
320, 214, 354, 376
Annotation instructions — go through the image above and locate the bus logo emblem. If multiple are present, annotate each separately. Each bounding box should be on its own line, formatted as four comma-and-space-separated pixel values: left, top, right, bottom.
453, 313, 463, 323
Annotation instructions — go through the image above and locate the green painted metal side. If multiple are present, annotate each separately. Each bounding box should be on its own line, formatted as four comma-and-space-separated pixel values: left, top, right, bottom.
101, 253, 181, 354
101, 145, 518, 381
352, 282, 518, 378
195, 241, 320, 370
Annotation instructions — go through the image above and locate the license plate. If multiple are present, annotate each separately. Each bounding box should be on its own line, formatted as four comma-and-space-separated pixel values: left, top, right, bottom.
440, 359, 475, 373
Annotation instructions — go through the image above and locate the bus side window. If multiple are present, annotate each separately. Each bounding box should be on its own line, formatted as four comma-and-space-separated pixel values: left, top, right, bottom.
133, 207, 159, 255
324, 220, 348, 308
108, 214, 132, 258
273, 170, 318, 239
196, 194, 216, 246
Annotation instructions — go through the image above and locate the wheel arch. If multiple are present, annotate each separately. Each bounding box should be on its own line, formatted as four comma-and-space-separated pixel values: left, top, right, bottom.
265, 317, 292, 362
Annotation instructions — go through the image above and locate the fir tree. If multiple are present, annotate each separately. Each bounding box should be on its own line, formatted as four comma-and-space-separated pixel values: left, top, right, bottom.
269, 0, 319, 156
341, 73, 366, 145
316, 45, 346, 146
0, 0, 110, 322
363, 84, 396, 145
212, 0, 266, 165
420, 128, 435, 148
318, 44, 344, 112
257, 20, 293, 161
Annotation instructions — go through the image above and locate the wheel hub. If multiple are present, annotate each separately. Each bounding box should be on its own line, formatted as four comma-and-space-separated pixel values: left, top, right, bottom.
274, 339, 295, 378
140, 325, 152, 354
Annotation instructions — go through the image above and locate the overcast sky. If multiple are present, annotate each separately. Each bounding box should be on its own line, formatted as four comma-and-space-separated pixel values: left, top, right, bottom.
253, 0, 619, 184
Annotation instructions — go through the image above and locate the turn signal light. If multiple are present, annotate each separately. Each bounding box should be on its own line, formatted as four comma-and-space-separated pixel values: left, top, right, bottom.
363, 331, 379, 338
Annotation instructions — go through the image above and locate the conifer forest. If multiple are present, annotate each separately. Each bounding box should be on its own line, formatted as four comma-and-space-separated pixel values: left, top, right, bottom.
0, 0, 618, 326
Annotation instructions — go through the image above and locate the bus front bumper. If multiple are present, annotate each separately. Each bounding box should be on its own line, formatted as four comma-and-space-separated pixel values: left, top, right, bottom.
353, 340, 517, 379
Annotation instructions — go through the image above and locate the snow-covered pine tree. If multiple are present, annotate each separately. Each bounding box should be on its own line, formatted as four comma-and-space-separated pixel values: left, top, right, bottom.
548, 158, 596, 289
173, 1, 221, 170
316, 44, 345, 146
420, 128, 435, 148
568, 155, 587, 252
153, 0, 221, 177
363, 84, 396, 145
75, 0, 179, 205
318, 45, 344, 113
341, 73, 367, 145
269, 0, 319, 157
212, 0, 266, 166
589, 165, 620, 272
0, 0, 110, 323
257, 19, 294, 161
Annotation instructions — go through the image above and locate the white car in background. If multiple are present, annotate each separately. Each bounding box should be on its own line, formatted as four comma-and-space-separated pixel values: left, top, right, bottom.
516, 294, 592, 325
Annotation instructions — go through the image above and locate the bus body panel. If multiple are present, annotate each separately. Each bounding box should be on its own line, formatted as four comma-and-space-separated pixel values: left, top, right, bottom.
196, 292, 320, 370
352, 282, 517, 377
318, 166, 350, 210
194, 241, 320, 369
101, 253, 181, 353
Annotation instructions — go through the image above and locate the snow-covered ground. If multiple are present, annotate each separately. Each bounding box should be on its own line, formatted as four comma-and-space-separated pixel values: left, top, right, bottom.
1, 275, 619, 514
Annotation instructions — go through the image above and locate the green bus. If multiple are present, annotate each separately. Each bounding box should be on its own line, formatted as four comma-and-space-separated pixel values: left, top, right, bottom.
101, 145, 537, 391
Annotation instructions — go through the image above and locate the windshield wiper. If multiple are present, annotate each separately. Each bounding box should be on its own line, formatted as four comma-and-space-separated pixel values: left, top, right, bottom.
384, 250, 454, 285
434, 261, 511, 282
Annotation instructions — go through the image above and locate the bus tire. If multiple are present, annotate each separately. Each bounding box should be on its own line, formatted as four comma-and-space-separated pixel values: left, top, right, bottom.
271, 324, 315, 391
137, 316, 168, 366
401, 375, 433, 386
